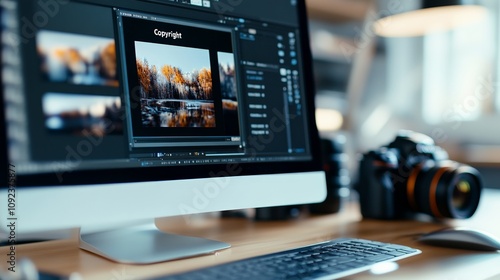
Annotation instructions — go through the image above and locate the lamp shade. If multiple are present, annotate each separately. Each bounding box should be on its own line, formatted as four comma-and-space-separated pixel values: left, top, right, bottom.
374, 4, 487, 37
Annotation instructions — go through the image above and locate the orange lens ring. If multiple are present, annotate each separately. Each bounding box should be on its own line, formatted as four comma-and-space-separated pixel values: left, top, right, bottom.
429, 167, 450, 218
406, 165, 422, 211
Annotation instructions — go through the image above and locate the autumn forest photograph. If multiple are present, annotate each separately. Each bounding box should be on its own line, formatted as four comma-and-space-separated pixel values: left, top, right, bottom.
135, 41, 216, 128
37, 30, 118, 87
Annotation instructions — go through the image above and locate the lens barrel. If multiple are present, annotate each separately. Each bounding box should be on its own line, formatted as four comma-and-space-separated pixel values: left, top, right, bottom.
406, 161, 481, 219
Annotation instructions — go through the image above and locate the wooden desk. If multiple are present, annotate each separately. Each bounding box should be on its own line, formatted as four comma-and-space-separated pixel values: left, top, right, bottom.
2, 189, 500, 280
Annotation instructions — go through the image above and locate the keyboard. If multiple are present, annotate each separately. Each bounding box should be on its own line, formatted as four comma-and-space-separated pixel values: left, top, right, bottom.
155, 238, 421, 280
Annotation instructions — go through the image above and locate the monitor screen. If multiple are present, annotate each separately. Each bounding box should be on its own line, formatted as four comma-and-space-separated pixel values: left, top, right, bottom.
0, 0, 326, 261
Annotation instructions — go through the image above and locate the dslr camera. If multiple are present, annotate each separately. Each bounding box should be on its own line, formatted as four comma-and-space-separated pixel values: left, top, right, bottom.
357, 131, 482, 220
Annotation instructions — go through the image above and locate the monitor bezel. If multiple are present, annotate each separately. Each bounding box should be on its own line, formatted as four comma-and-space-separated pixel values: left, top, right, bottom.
1, 0, 323, 189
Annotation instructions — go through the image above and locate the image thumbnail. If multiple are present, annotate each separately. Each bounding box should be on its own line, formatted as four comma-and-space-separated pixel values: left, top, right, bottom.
135, 41, 216, 128
218, 52, 240, 135
37, 30, 118, 87
42, 93, 123, 136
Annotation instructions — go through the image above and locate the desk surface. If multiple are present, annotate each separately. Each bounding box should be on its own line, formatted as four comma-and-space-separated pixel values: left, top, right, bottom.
2, 189, 500, 280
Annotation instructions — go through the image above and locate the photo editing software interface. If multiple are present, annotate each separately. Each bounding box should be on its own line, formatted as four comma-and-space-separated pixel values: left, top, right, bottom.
3, 0, 313, 176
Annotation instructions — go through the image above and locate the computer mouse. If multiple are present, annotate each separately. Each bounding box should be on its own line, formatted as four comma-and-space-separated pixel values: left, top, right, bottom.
418, 227, 500, 251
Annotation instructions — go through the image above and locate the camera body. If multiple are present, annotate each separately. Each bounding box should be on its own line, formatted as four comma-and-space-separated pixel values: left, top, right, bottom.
357, 131, 482, 220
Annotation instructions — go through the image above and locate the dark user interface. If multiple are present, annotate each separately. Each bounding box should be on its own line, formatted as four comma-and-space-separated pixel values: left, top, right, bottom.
3, 0, 312, 175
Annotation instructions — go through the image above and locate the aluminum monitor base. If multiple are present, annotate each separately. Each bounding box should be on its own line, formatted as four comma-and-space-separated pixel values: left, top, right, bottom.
80, 224, 230, 264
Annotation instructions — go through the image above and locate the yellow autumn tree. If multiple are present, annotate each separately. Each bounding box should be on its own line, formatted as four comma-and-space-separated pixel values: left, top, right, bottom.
136, 59, 151, 98
198, 68, 212, 100
161, 65, 175, 83
173, 67, 185, 85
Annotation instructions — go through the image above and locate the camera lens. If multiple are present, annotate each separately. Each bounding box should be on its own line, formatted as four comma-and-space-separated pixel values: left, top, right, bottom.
452, 180, 471, 211
406, 161, 481, 219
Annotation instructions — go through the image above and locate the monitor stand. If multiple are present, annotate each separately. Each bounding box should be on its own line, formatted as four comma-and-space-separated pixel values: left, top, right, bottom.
79, 222, 231, 264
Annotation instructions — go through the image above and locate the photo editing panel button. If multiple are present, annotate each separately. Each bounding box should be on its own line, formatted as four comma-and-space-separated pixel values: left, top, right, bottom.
191, 0, 202, 7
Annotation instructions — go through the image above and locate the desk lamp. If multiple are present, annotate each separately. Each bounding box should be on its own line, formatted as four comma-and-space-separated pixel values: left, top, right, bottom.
374, 0, 488, 38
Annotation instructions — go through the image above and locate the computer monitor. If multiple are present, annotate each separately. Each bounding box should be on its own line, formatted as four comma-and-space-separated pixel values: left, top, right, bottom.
0, 0, 327, 263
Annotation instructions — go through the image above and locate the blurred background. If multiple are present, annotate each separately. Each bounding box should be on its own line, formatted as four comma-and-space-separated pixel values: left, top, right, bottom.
306, 0, 500, 189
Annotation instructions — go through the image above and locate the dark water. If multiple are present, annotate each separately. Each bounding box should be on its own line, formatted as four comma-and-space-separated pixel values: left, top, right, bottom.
141, 99, 216, 128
